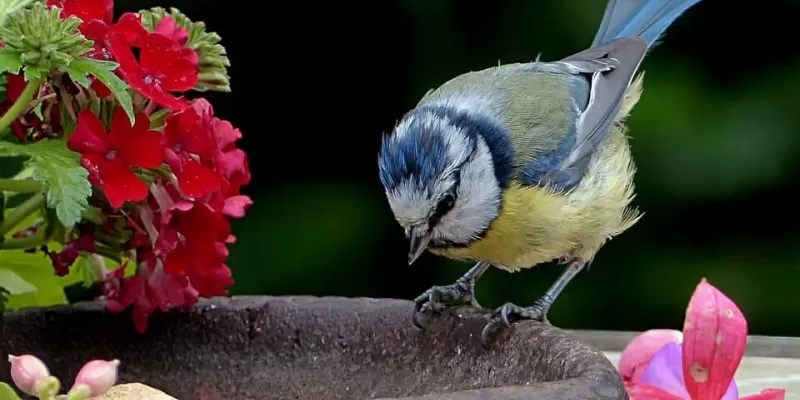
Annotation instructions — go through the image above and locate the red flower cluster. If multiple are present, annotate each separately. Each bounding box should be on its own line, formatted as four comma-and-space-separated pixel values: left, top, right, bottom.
48, 0, 198, 109
21, 0, 253, 331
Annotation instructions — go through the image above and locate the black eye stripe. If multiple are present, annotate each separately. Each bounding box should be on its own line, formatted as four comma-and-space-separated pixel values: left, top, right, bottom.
429, 192, 456, 227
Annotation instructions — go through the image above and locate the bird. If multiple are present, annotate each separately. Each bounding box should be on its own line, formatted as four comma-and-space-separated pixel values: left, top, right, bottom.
377, 0, 704, 345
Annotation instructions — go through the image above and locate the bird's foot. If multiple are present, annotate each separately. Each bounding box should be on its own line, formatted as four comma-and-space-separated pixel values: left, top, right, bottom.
412, 279, 480, 329
481, 298, 551, 346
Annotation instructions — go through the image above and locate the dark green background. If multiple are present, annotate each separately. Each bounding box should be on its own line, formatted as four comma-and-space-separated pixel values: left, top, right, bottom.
116, 0, 800, 335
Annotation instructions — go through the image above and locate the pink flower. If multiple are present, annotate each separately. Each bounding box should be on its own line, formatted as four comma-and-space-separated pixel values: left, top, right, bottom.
623, 278, 786, 400
619, 329, 683, 388
8, 354, 50, 396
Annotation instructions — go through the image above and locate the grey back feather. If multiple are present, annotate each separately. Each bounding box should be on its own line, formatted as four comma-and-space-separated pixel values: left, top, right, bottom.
535, 37, 648, 189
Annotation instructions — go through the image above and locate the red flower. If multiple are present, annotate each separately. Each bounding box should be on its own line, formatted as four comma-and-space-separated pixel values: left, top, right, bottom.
144, 181, 234, 297
162, 101, 220, 197
193, 98, 253, 217
81, 13, 148, 97
48, 234, 95, 276
157, 201, 233, 296
108, 30, 198, 111
47, 0, 113, 28
67, 108, 163, 208
104, 260, 199, 333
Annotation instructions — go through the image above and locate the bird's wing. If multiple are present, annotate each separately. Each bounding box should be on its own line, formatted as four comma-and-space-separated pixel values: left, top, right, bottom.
530, 36, 648, 190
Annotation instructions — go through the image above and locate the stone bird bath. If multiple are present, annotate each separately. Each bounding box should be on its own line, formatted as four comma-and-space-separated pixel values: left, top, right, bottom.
1, 296, 627, 399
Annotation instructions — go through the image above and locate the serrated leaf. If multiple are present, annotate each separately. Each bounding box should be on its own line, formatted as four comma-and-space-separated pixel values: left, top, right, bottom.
0, 48, 22, 75
0, 267, 36, 294
0, 381, 22, 400
0, 248, 69, 310
23, 65, 47, 82
65, 58, 134, 124
0, 139, 91, 228
65, 64, 90, 88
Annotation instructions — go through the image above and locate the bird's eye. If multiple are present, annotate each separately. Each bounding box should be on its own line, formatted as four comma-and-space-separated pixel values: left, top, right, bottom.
429, 192, 457, 227
440, 193, 455, 212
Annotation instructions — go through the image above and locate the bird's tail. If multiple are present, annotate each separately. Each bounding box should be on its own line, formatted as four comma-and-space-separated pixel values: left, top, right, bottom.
591, 0, 703, 48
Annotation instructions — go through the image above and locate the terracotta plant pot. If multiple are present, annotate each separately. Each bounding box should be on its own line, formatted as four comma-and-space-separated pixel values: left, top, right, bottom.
1, 296, 627, 400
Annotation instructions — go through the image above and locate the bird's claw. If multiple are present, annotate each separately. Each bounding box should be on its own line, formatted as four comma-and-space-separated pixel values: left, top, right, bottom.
481, 301, 550, 346
412, 281, 480, 330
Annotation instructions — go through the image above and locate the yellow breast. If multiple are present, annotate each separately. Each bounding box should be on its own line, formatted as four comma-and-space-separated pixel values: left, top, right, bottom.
432, 75, 646, 272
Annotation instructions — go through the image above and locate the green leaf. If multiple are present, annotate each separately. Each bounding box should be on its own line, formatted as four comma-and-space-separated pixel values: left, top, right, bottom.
0, 248, 68, 310
65, 58, 134, 124
0, 267, 36, 294
0, 48, 22, 75
66, 255, 96, 287
22, 64, 47, 82
0, 381, 22, 400
0, 139, 91, 228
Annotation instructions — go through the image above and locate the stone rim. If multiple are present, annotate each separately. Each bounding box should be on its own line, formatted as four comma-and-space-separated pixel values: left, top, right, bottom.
1, 296, 627, 400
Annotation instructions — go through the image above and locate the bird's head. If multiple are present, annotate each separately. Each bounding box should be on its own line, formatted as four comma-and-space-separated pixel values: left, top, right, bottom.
378, 108, 503, 264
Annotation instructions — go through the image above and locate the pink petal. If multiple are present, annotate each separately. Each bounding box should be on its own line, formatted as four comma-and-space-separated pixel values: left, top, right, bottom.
222, 195, 252, 218
639, 342, 691, 399
619, 329, 684, 387
681, 278, 748, 400
154, 16, 188, 45
740, 389, 787, 400
628, 382, 687, 400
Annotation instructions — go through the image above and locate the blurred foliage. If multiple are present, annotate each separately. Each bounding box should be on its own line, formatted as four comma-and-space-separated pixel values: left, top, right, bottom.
53, 0, 800, 336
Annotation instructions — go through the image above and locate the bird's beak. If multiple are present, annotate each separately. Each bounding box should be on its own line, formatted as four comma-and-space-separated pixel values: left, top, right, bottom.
407, 226, 432, 265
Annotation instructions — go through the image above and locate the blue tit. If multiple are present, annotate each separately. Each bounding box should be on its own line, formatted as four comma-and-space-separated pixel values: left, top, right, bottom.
377, 0, 704, 344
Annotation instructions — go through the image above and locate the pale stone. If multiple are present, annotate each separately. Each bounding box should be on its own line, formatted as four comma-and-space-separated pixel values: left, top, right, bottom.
94, 383, 177, 400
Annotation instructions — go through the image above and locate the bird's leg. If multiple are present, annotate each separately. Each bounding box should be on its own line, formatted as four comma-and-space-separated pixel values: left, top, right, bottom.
412, 261, 491, 329
481, 260, 586, 345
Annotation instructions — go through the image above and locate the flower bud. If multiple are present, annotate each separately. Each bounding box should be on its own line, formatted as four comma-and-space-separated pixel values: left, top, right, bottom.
8, 354, 50, 395
68, 359, 120, 398
618, 329, 683, 387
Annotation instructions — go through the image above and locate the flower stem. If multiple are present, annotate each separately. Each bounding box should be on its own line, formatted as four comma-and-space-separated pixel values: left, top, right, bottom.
93, 244, 123, 264
0, 191, 45, 236
0, 231, 47, 250
0, 78, 42, 138
0, 178, 44, 193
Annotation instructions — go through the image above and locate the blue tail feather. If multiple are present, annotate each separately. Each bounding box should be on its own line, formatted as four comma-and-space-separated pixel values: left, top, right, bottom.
592, 0, 703, 48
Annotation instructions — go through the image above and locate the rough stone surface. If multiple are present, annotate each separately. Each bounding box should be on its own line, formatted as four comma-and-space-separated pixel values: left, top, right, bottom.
1, 296, 627, 400
97, 383, 177, 400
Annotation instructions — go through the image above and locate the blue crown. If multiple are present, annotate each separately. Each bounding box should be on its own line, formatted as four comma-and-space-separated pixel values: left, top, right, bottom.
378, 120, 449, 191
